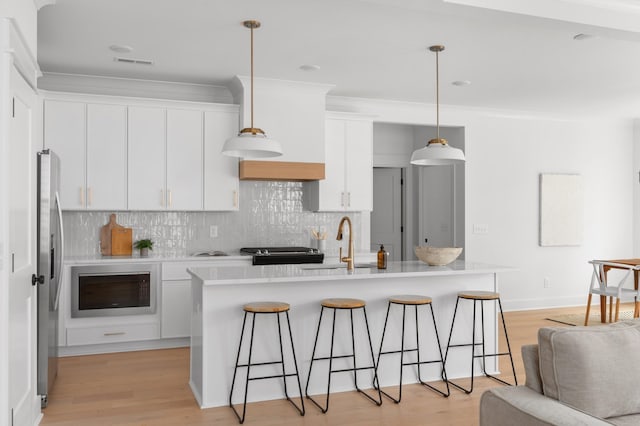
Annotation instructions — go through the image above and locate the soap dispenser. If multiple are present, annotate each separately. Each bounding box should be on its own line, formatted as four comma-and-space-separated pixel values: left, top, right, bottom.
377, 244, 388, 270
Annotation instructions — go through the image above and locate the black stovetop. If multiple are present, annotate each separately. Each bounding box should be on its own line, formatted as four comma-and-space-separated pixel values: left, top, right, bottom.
240, 247, 324, 265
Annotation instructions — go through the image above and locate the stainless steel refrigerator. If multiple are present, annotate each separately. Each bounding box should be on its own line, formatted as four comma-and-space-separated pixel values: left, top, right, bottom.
36, 149, 64, 408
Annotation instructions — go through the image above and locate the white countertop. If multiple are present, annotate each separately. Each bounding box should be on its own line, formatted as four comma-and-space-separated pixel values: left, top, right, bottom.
64, 253, 250, 265
188, 260, 514, 286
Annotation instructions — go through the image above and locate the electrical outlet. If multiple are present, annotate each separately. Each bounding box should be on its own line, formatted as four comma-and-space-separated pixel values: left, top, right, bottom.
544, 277, 551, 288
473, 224, 489, 235
209, 225, 218, 238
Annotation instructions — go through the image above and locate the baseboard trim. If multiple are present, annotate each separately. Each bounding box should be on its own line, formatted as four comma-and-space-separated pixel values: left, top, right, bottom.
59, 337, 189, 357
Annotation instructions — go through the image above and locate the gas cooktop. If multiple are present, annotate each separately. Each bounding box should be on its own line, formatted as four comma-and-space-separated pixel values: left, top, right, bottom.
240, 247, 324, 265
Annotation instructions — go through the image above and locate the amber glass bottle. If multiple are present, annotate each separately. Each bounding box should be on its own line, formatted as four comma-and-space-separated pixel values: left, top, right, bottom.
377, 244, 388, 269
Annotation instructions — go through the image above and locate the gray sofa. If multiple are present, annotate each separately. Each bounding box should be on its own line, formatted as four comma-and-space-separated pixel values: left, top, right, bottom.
480, 320, 640, 426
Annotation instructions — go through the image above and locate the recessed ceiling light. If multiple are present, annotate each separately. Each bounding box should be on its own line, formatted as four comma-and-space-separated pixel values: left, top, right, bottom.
299, 64, 321, 71
452, 80, 471, 86
109, 44, 133, 53
573, 33, 595, 41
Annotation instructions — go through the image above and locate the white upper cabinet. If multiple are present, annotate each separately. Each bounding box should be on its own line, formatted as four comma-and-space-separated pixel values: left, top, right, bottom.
204, 110, 240, 211
166, 109, 203, 210
44, 100, 127, 210
128, 106, 166, 210
43, 92, 241, 211
86, 104, 127, 210
306, 113, 373, 212
44, 100, 86, 209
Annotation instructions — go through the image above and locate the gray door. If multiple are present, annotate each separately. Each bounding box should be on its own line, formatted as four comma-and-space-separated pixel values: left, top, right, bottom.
371, 168, 403, 261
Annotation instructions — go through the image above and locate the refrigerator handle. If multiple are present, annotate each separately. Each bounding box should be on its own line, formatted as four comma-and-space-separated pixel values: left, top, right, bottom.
53, 191, 65, 310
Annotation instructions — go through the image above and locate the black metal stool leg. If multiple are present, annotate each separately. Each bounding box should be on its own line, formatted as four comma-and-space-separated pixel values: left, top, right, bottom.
416, 304, 450, 397
276, 312, 305, 416
284, 311, 305, 415
481, 299, 518, 386
305, 306, 336, 413
229, 312, 249, 422
446, 296, 518, 394
305, 306, 325, 401
374, 301, 392, 392
229, 312, 257, 424
360, 306, 383, 406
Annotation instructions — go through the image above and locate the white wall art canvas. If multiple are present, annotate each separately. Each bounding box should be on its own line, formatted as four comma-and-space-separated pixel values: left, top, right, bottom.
539, 174, 583, 246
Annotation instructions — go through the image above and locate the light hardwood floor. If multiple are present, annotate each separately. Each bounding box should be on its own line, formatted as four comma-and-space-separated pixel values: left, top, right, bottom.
41, 305, 600, 426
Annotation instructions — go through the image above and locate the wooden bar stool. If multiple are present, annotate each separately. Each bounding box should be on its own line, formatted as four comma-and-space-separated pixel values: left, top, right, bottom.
305, 298, 382, 413
229, 301, 305, 424
375, 295, 450, 403
443, 291, 517, 394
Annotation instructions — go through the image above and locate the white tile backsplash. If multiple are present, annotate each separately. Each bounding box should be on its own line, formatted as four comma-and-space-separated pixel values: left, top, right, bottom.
63, 181, 362, 258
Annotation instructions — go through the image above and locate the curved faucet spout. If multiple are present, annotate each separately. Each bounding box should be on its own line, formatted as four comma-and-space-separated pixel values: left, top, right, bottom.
337, 216, 355, 271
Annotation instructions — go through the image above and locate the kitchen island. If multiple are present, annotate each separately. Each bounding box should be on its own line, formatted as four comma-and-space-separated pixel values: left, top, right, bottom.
187, 260, 513, 409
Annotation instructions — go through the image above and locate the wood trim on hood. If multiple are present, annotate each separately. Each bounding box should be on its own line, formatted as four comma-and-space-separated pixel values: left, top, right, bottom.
239, 160, 325, 181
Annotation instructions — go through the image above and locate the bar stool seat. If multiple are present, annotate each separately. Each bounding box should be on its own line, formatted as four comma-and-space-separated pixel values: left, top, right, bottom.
458, 291, 500, 300
389, 295, 433, 305
444, 290, 517, 394
244, 301, 290, 313
375, 295, 449, 403
321, 298, 366, 309
305, 297, 381, 413
230, 301, 304, 424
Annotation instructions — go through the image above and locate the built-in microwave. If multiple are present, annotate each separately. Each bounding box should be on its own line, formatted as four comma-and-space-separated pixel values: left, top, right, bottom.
70, 263, 159, 318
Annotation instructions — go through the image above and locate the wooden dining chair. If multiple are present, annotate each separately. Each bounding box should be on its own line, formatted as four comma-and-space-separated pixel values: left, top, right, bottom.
584, 260, 640, 326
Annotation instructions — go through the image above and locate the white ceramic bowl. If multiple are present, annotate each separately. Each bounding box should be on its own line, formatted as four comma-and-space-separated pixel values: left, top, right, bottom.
414, 246, 463, 266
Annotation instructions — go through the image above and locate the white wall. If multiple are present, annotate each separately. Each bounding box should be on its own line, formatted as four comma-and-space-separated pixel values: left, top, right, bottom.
331, 96, 634, 311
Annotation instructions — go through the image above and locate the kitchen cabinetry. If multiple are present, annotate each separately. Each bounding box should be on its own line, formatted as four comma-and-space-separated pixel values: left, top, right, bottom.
167, 109, 203, 210
204, 110, 239, 210
128, 107, 204, 210
306, 113, 373, 211
44, 100, 127, 210
128, 106, 166, 210
43, 92, 239, 211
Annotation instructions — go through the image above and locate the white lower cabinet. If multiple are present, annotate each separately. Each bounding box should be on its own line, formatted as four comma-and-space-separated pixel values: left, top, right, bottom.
161, 280, 191, 338
66, 322, 160, 346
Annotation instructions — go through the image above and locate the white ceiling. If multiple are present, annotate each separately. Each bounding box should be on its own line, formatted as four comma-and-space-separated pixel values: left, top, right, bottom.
37, 0, 640, 117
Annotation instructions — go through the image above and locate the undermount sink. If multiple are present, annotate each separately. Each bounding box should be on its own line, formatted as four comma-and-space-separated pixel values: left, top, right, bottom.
300, 263, 376, 270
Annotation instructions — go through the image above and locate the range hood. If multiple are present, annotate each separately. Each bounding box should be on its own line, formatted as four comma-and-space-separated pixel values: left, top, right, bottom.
229, 76, 333, 181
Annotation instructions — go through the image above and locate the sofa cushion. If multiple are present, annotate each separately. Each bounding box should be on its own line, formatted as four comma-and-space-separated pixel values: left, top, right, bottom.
521, 344, 542, 394
538, 320, 640, 419
608, 414, 640, 426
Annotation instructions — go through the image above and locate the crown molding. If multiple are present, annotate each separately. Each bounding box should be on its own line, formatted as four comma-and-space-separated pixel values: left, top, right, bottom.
34, 0, 56, 11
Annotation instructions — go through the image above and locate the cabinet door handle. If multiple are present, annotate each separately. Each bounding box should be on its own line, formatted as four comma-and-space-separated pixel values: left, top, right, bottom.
347, 192, 351, 208
88, 187, 93, 206
103, 332, 126, 336
233, 190, 238, 208
160, 189, 164, 207
341, 192, 345, 207
79, 187, 85, 207
168, 189, 173, 208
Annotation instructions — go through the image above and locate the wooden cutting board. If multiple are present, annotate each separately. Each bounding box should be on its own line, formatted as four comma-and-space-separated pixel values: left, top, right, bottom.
100, 214, 124, 256
111, 227, 133, 256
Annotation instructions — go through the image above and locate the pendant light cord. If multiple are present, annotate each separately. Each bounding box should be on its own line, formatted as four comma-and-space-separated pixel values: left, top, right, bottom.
250, 24, 254, 130
435, 48, 440, 142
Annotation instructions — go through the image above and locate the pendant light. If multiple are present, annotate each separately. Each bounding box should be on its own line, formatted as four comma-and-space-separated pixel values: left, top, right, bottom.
222, 20, 282, 158
410, 45, 465, 166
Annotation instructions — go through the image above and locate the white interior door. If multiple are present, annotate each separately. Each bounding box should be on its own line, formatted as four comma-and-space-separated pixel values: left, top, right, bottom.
9, 67, 39, 426
370, 168, 403, 260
